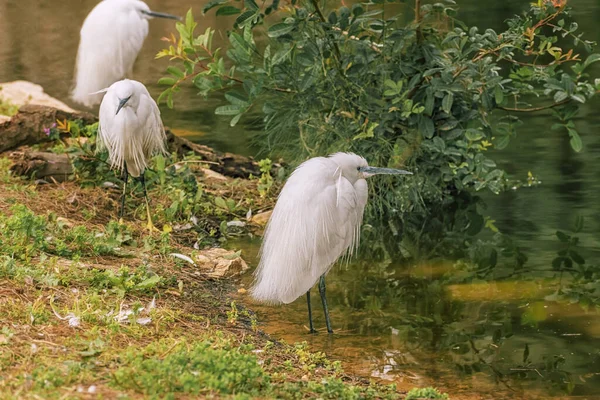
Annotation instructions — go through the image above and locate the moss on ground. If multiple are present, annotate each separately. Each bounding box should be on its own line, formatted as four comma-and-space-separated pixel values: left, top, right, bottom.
0, 154, 425, 399
0, 95, 19, 117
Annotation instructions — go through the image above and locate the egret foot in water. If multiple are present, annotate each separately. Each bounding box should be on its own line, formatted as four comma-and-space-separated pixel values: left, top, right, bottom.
318, 276, 333, 334
306, 276, 333, 334
306, 291, 318, 334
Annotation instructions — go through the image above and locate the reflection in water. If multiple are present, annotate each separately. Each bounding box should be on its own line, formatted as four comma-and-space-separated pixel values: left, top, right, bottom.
232, 237, 600, 399
2, 0, 600, 398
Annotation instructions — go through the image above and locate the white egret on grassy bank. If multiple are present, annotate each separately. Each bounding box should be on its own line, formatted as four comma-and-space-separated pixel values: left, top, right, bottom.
250, 152, 412, 333
97, 79, 166, 231
72, 0, 181, 107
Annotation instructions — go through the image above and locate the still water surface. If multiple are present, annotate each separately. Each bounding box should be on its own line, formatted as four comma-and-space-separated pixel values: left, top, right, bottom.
1, 0, 600, 398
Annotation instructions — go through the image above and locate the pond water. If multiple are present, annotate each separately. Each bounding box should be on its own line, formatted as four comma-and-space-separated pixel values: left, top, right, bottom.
2, 0, 600, 398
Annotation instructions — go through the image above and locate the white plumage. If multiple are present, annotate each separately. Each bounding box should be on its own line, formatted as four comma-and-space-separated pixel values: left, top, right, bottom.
97, 79, 166, 231
251, 152, 412, 333
252, 153, 369, 305
72, 0, 179, 107
98, 79, 166, 178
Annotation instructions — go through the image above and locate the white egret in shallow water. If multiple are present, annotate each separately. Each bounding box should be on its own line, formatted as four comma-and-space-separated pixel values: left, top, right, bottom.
97, 79, 167, 231
251, 153, 412, 333
72, 0, 181, 107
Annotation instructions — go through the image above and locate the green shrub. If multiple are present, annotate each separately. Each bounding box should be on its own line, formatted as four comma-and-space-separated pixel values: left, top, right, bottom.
159, 0, 599, 255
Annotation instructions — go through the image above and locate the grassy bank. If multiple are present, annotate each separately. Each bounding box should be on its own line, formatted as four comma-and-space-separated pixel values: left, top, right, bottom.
0, 150, 446, 399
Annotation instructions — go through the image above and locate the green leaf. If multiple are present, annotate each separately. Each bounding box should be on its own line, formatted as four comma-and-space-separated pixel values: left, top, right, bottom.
166, 91, 174, 109
582, 53, 600, 70
229, 32, 250, 54
567, 128, 582, 152
158, 77, 176, 86
166, 66, 185, 79
438, 119, 458, 131
215, 105, 243, 115
384, 79, 397, 90
235, 10, 258, 27
419, 116, 434, 139
136, 275, 161, 289
230, 113, 242, 127
466, 212, 484, 235
203, 0, 229, 14
554, 91, 568, 103
569, 250, 585, 265
442, 92, 454, 114
216, 6, 241, 16
157, 88, 171, 105
494, 86, 504, 105
352, 123, 378, 141
215, 197, 228, 209
495, 135, 510, 150
185, 9, 195, 31
556, 231, 570, 243
267, 23, 294, 38
224, 91, 249, 106
465, 129, 483, 141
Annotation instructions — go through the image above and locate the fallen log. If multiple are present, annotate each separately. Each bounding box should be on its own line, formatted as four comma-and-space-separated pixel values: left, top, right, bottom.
10, 151, 72, 182
165, 134, 261, 178
0, 104, 96, 153
1, 105, 263, 178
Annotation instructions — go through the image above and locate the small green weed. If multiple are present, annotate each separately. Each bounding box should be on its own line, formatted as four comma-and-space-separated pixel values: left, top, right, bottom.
0, 157, 12, 183
257, 158, 274, 197
0, 95, 18, 116
88, 265, 162, 296
112, 338, 266, 396
405, 387, 449, 400
0, 205, 120, 261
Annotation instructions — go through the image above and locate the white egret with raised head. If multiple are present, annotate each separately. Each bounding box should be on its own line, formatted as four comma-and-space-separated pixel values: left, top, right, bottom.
72, 0, 181, 107
251, 152, 412, 333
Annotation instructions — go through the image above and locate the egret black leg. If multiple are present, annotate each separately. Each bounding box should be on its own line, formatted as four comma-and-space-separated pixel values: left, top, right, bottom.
307, 290, 317, 334
119, 169, 129, 222
318, 275, 333, 334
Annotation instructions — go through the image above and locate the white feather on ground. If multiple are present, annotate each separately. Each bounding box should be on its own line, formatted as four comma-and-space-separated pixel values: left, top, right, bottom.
251, 153, 369, 304
97, 79, 166, 177
72, 0, 150, 107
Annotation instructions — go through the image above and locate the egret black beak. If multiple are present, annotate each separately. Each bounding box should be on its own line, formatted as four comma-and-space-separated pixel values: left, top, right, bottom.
359, 166, 413, 176
141, 9, 182, 21
116, 96, 131, 115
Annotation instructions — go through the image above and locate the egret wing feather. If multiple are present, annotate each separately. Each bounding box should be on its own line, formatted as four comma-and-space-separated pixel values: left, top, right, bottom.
140, 90, 167, 158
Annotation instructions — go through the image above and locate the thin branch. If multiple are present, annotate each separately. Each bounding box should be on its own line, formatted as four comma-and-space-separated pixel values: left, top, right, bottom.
331, 26, 382, 53
170, 62, 295, 94
497, 99, 570, 112
415, 0, 422, 43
